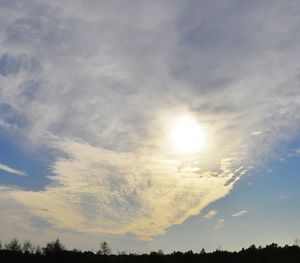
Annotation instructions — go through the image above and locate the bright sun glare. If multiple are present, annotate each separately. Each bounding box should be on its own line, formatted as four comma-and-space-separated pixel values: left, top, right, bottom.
170, 116, 205, 154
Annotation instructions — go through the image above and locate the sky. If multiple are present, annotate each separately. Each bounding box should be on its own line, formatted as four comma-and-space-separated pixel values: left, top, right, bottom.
0, 0, 300, 253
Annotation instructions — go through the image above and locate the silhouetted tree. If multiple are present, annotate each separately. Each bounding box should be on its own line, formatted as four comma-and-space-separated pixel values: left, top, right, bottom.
247, 244, 257, 251
185, 250, 193, 255
35, 245, 42, 255
1, 238, 300, 263
157, 249, 164, 255
22, 240, 35, 254
43, 238, 65, 255
5, 238, 22, 252
266, 243, 279, 249
216, 245, 222, 251
97, 241, 111, 255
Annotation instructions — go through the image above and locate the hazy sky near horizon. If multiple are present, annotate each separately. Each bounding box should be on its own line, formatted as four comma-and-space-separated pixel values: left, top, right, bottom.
1, 0, 300, 253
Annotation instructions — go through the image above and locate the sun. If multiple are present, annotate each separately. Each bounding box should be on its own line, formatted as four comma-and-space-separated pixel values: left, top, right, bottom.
170, 116, 205, 154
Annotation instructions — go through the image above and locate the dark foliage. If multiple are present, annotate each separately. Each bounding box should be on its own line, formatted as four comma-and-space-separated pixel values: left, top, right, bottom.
1, 238, 300, 263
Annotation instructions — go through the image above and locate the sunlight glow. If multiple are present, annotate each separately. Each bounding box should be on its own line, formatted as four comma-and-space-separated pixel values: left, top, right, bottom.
170, 116, 205, 154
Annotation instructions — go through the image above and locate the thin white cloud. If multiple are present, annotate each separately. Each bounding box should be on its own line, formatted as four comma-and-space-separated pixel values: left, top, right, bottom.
251, 131, 263, 136
203, 210, 218, 219
231, 210, 248, 217
287, 148, 300, 157
214, 219, 225, 229
0, 163, 26, 176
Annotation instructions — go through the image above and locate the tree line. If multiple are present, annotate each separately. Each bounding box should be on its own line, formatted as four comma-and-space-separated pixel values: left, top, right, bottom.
1, 238, 300, 262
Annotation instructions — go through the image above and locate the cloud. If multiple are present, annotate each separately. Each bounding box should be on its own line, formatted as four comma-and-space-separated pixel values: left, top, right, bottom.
251, 131, 263, 136
287, 148, 300, 157
214, 219, 225, 229
203, 210, 218, 219
0, 0, 300, 240
10, 139, 242, 239
0, 163, 26, 176
231, 210, 248, 217
295, 149, 300, 155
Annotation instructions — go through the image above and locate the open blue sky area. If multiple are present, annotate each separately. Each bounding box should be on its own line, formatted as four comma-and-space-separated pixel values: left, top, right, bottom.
0, 129, 53, 190
1, 0, 300, 253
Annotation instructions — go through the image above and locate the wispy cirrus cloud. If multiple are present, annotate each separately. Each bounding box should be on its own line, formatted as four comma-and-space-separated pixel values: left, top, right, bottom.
294, 148, 300, 155
214, 219, 225, 229
203, 210, 218, 219
231, 210, 248, 217
0, 163, 26, 176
